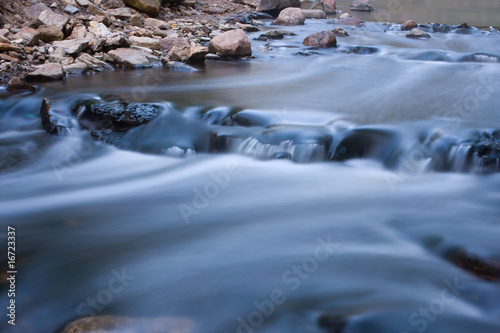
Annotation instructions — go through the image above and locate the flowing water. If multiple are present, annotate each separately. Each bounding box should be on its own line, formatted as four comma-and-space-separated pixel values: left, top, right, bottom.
1, 4, 500, 333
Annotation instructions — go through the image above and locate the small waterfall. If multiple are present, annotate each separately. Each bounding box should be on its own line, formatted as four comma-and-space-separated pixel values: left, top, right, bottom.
449, 145, 472, 172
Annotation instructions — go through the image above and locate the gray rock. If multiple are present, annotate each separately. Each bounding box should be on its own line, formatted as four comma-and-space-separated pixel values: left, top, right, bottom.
53, 38, 89, 55
257, 0, 301, 16
406, 28, 431, 39
37, 10, 69, 31
272, 7, 305, 25
24, 3, 52, 20
76, 53, 114, 71
129, 36, 161, 50
64, 62, 88, 75
63, 4, 79, 14
107, 7, 132, 19
334, 17, 364, 25
144, 18, 170, 30
75, 0, 91, 7
129, 13, 144, 27
331, 27, 348, 37
339, 12, 350, 19
89, 21, 111, 38
12, 27, 41, 47
108, 47, 159, 68
208, 29, 252, 58
122, 0, 161, 16
25, 63, 66, 81
300, 0, 324, 10
301, 9, 327, 19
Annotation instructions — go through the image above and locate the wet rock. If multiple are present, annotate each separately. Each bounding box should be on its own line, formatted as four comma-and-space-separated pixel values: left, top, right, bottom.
0, 43, 22, 52
324, 0, 336, 13
108, 47, 159, 68
432, 23, 451, 33
454, 22, 472, 34
236, 23, 261, 32
159, 37, 191, 52
25, 63, 66, 81
123, 0, 161, 16
129, 36, 161, 50
401, 19, 417, 31
53, 38, 89, 55
302, 9, 327, 19
445, 247, 500, 281
257, 30, 285, 40
406, 28, 431, 39
295, 50, 320, 56
334, 17, 364, 25
317, 313, 349, 333
40, 98, 73, 135
350, 0, 373, 12
24, 3, 52, 20
144, 18, 170, 30
208, 29, 252, 58
6, 77, 35, 92
63, 4, 79, 14
257, 0, 301, 16
345, 45, 378, 54
272, 7, 305, 25
331, 27, 348, 37
77, 99, 161, 131
38, 25, 64, 42
300, 0, 324, 10
129, 13, 144, 26
12, 27, 40, 47
37, 10, 69, 31
303, 30, 336, 47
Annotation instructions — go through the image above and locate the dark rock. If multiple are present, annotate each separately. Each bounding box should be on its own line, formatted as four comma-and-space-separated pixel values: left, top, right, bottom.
76, 100, 161, 131
6, 77, 35, 92
257, 30, 285, 40
317, 313, 349, 333
346, 46, 378, 54
432, 23, 451, 33
257, 0, 301, 16
331, 27, 349, 37
272, 7, 305, 25
40, 98, 73, 135
296, 50, 320, 56
271, 152, 292, 160
303, 30, 336, 47
445, 247, 500, 281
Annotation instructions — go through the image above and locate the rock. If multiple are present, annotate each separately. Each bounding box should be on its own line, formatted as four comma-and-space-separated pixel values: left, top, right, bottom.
123, 0, 161, 16
76, 53, 113, 70
272, 7, 305, 25
129, 36, 161, 50
144, 18, 170, 30
25, 63, 65, 81
40, 98, 73, 135
0, 43, 23, 52
53, 39, 89, 55
406, 28, 431, 39
331, 27, 348, 36
350, 0, 373, 12
300, 0, 324, 10
167, 45, 208, 63
104, 33, 131, 50
236, 23, 261, 32
38, 10, 69, 31
432, 23, 451, 33
69, 24, 87, 39
107, 7, 132, 19
129, 13, 144, 26
334, 17, 364, 25
6, 77, 36, 92
64, 62, 88, 75
324, 0, 336, 13
75, 0, 91, 7
63, 4, 79, 14
89, 21, 111, 38
159, 37, 190, 52
257, 0, 301, 16
208, 29, 252, 58
401, 19, 417, 30
88, 4, 106, 15
60, 316, 196, 333
24, 4, 52, 20
303, 30, 336, 47
301, 9, 327, 19
339, 12, 350, 19
12, 27, 40, 47
78, 100, 161, 130
38, 25, 65, 42
257, 30, 285, 40
101, 0, 126, 9
108, 47, 159, 68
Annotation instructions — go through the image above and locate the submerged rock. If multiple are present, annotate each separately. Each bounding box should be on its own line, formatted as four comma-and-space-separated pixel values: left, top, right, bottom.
333, 17, 364, 26
208, 29, 252, 58
406, 28, 431, 39
257, 30, 285, 40
303, 30, 337, 48
272, 7, 305, 25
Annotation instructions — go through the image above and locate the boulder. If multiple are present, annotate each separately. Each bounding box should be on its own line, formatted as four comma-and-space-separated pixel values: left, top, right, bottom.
303, 30, 336, 47
38, 25, 64, 42
300, 0, 323, 10
301, 9, 327, 19
334, 17, 364, 25
324, 0, 336, 13
144, 18, 170, 30
53, 39, 89, 55
25, 63, 66, 81
24, 3, 52, 20
406, 28, 431, 39
12, 27, 40, 47
40, 98, 73, 135
108, 47, 159, 68
402, 20, 417, 30
272, 7, 305, 25
350, 0, 373, 11
122, 0, 161, 16
331, 27, 348, 37
159, 37, 190, 52
208, 29, 252, 58
37, 10, 69, 31
129, 36, 161, 50
257, 0, 301, 16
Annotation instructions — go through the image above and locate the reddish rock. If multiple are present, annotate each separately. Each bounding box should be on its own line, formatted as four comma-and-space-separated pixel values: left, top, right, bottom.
273, 7, 305, 25
12, 27, 40, 47
324, 0, 336, 13
208, 29, 252, 58
122, 0, 161, 16
303, 30, 337, 47
402, 20, 418, 30
350, 0, 373, 11
331, 27, 349, 37
159, 37, 191, 52
25, 63, 66, 81
6, 77, 35, 91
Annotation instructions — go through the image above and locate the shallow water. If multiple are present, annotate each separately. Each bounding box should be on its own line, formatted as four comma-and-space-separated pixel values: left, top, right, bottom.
1, 6, 500, 333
